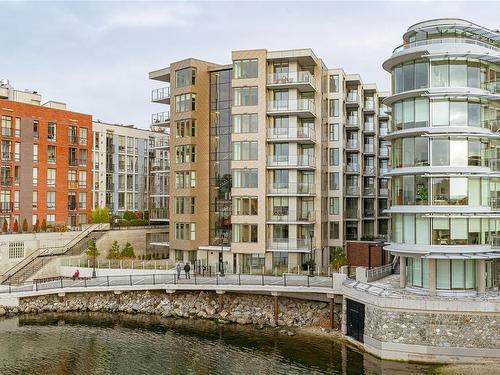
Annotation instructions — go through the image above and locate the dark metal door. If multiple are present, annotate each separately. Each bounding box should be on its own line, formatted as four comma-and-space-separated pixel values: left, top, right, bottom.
346, 299, 365, 343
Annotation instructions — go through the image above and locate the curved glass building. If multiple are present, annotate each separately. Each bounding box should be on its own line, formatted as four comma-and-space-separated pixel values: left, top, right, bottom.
383, 19, 500, 292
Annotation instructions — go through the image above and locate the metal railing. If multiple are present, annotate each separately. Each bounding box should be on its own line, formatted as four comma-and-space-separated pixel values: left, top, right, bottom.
267, 183, 316, 195
266, 126, 315, 141
152, 87, 170, 101
346, 140, 358, 150
267, 154, 316, 168
267, 210, 316, 223
392, 37, 500, 54
267, 99, 316, 115
151, 111, 170, 125
346, 163, 359, 173
345, 186, 360, 195
61, 258, 173, 270
266, 238, 313, 252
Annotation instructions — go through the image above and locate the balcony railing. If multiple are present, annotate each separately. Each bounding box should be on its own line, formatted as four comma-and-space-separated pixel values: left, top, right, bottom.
267, 71, 316, 89
152, 87, 170, 102
152, 111, 170, 125
363, 209, 375, 218
379, 188, 389, 197
346, 186, 360, 195
150, 208, 169, 220
364, 187, 376, 196
365, 166, 376, 175
379, 128, 388, 137
346, 93, 358, 102
266, 126, 315, 141
152, 135, 170, 149
346, 117, 358, 127
267, 155, 316, 168
0, 202, 12, 212
346, 163, 359, 173
392, 37, 500, 54
379, 167, 389, 176
267, 183, 316, 195
379, 148, 389, 157
364, 123, 375, 132
346, 140, 358, 150
267, 99, 316, 115
364, 100, 375, 110
69, 159, 78, 167
267, 210, 316, 223
0, 177, 12, 186
106, 183, 114, 191
345, 209, 359, 219
482, 80, 500, 94
364, 144, 374, 153
1, 127, 12, 137
150, 161, 170, 171
68, 181, 78, 189
266, 238, 313, 252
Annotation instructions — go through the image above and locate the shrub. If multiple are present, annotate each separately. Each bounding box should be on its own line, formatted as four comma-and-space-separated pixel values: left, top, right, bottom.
130, 219, 147, 226
123, 211, 136, 221
85, 239, 100, 266
2, 219, 8, 233
331, 247, 348, 272
13, 219, 19, 233
91, 208, 110, 224
33, 219, 40, 233
120, 242, 135, 259
22, 218, 28, 233
41, 219, 47, 232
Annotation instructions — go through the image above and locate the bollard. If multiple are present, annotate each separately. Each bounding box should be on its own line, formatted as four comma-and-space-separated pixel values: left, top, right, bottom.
107, 276, 110, 287
129, 275, 132, 286
153, 274, 156, 285
238, 273, 241, 286
283, 274, 287, 287
216, 274, 219, 286
261, 272, 264, 286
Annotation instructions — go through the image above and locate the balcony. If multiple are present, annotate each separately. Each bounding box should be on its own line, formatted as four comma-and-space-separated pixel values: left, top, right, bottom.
346, 163, 359, 173
364, 123, 375, 133
150, 161, 170, 172
267, 209, 316, 223
266, 238, 313, 253
69, 159, 78, 167
1, 127, 12, 137
266, 126, 315, 143
364, 144, 375, 154
267, 154, 316, 169
346, 117, 359, 128
267, 71, 316, 91
151, 111, 170, 126
267, 99, 316, 118
151, 87, 170, 104
345, 209, 359, 219
345, 186, 360, 196
379, 167, 389, 176
346, 92, 359, 106
379, 148, 389, 158
379, 106, 390, 118
379, 188, 389, 197
151, 135, 170, 149
483, 80, 500, 94
346, 140, 359, 151
364, 166, 376, 175
379, 128, 388, 137
106, 182, 114, 191
68, 181, 78, 190
68, 204, 77, 211
364, 100, 375, 112
267, 183, 316, 196
1, 153, 12, 162
150, 208, 169, 221
363, 209, 375, 218
68, 135, 78, 145
364, 187, 376, 196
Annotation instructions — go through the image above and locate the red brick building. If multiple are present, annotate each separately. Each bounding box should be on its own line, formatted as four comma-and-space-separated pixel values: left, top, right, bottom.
0, 96, 92, 230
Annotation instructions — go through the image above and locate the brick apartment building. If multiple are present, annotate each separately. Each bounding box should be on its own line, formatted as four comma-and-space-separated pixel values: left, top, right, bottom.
0, 81, 93, 229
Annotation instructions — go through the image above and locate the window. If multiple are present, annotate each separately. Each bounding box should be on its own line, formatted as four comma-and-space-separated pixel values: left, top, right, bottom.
176, 67, 197, 87
233, 114, 258, 133
232, 141, 258, 161
46, 214, 56, 225
14, 142, 20, 161
175, 93, 196, 112
48, 122, 57, 141
79, 171, 87, 188
68, 170, 77, 189
329, 172, 339, 190
175, 171, 196, 188
329, 197, 339, 215
329, 124, 339, 141
47, 191, 56, 210
47, 169, 56, 187
175, 119, 196, 138
175, 197, 196, 214
329, 222, 339, 239
175, 223, 196, 240
8, 241, 24, 259
431, 60, 449, 87
329, 75, 339, 92
232, 197, 258, 215
1, 140, 11, 161
33, 120, 39, 139
69, 148, 77, 166
33, 144, 38, 162
232, 224, 258, 243
48, 145, 56, 163
233, 59, 258, 79
79, 128, 87, 145
329, 148, 339, 166
233, 87, 258, 106
79, 149, 87, 166
431, 139, 449, 166
175, 145, 196, 163
232, 169, 258, 188
329, 99, 339, 117
32, 167, 38, 185
1, 116, 12, 137
32, 191, 37, 209
79, 192, 86, 209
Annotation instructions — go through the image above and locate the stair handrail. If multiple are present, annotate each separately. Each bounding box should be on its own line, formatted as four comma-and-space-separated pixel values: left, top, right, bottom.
0, 224, 104, 283
391, 255, 400, 271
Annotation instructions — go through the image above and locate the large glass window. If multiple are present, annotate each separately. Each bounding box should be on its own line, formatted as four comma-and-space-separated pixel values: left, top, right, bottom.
233, 59, 258, 79
431, 60, 449, 87
449, 62, 467, 87
432, 139, 449, 166
432, 100, 449, 126
176, 67, 196, 88
233, 87, 258, 106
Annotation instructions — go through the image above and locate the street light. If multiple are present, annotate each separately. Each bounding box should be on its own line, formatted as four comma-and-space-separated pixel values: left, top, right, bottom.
219, 234, 225, 276
91, 237, 97, 278
309, 229, 314, 275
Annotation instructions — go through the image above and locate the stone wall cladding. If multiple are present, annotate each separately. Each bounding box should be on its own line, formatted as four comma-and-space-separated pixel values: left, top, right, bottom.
365, 305, 499, 349
3, 291, 337, 328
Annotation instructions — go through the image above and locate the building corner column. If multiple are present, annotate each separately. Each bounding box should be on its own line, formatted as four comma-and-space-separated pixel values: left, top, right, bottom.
399, 256, 406, 289
477, 259, 486, 293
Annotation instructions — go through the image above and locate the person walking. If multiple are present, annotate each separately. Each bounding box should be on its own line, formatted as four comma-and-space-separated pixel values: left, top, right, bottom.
184, 262, 191, 279
176, 263, 182, 280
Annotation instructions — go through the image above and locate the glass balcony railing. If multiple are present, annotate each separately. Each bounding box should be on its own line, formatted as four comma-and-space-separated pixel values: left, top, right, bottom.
364, 187, 376, 196
392, 37, 500, 54
267, 71, 316, 89
267, 154, 316, 168
346, 186, 360, 195
267, 183, 316, 195
364, 100, 375, 110
345, 209, 359, 219
267, 126, 315, 141
152, 87, 170, 101
482, 80, 500, 94
379, 188, 389, 197
150, 208, 169, 220
364, 144, 375, 153
347, 117, 359, 127
267, 210, 316, 223
346, 140, 358, 150
267, 99, 316, 115
266, 238, 313, 252
152, 111, 170, 125
379, 128, 388, 137
346, 163, 359, 173
347, 93, 358, 102
364, 166, 376, 175
364, 123, 375, 132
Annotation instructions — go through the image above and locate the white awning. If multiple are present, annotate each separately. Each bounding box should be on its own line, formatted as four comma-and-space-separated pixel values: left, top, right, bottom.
422, 252, 500, 259
198, 245, 231, 252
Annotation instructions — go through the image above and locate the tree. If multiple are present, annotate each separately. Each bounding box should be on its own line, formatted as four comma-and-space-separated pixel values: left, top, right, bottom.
41, 219, 47, 232
120, 242, 135, 259
85, 239, 100, 267
22, 218, 28, 233
13, 219, 19, 233
2, 219, 8, 233
106, 241, 121, 259
123, 211, 135, 221
91, 208, 110, 224
331, 247, 348, 272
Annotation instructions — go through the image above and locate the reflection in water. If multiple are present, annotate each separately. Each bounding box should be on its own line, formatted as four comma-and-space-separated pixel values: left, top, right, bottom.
0, 313, 444, 375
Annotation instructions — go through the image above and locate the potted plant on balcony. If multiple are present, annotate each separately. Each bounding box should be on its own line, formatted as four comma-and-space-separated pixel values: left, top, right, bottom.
417, 184, 428, 204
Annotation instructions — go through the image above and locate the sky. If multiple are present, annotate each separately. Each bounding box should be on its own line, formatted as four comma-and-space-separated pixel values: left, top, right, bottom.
1, 1, 500, 128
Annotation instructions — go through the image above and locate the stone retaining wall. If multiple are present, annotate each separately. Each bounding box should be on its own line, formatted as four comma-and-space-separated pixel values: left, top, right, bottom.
0, 291, 340, 329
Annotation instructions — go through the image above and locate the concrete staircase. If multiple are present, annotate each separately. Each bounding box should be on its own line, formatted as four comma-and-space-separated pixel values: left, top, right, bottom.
1, 224, 107, 285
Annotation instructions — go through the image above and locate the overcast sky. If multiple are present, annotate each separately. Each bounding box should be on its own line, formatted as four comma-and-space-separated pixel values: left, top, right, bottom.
2, 1, 499, 128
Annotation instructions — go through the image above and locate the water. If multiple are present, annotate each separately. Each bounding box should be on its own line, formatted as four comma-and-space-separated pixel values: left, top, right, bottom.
0, 313, 467, 374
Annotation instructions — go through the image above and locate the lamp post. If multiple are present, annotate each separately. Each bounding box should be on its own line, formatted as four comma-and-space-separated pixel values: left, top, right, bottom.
220, 234, 225, 276
91, 237, 97, 278
309, 230, 314, 276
